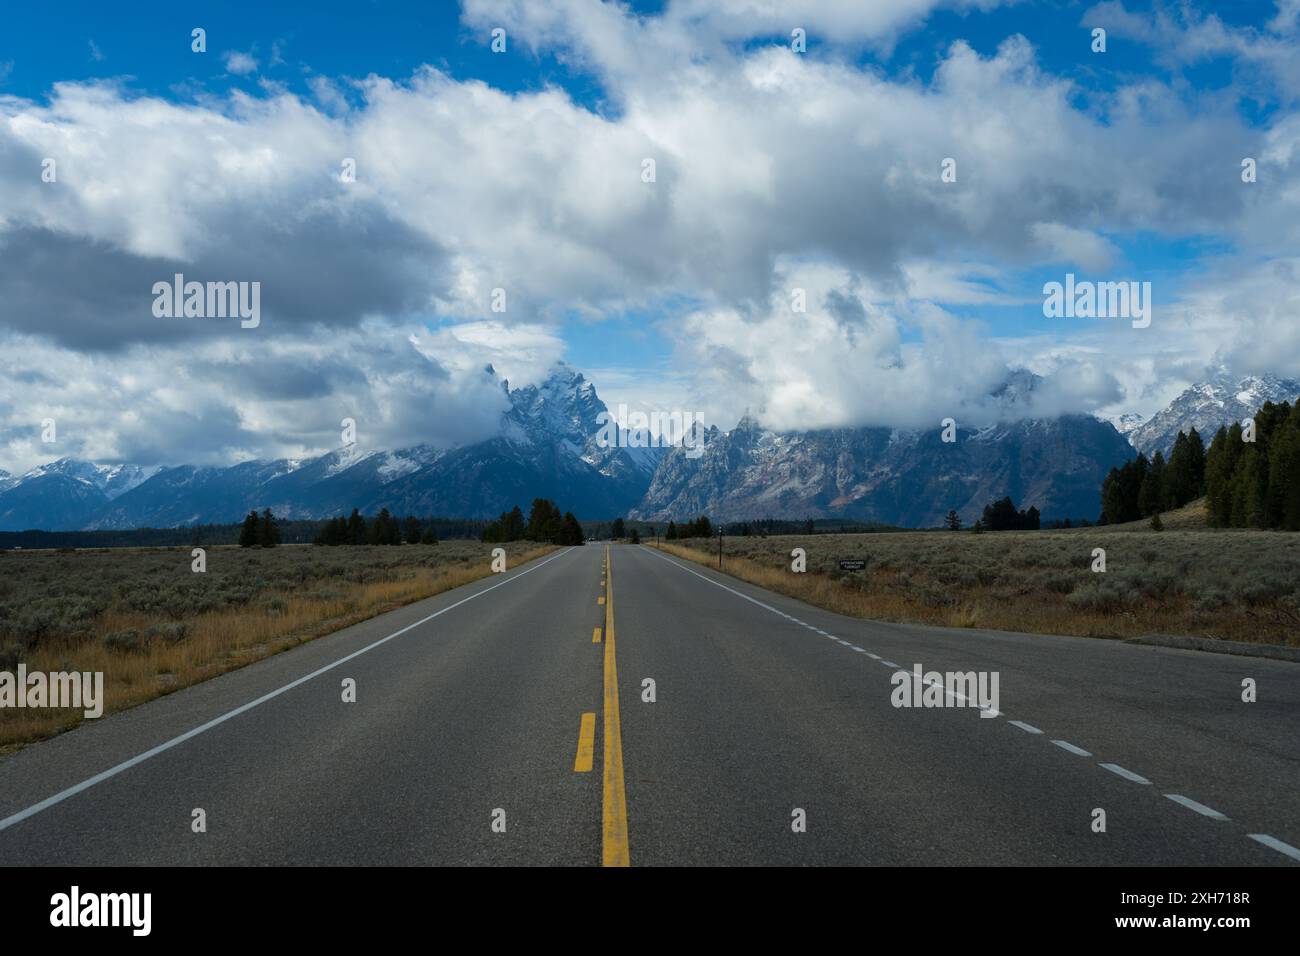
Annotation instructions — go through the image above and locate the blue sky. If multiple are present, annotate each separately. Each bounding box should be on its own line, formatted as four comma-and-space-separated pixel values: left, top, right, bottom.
1, 0, 1299, 472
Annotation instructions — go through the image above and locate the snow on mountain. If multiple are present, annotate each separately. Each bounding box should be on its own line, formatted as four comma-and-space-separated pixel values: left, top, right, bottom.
17, 458, 162, 499
631, 373, 1133, 526
1111, 412, 1145, 436
1126, 371, 1300, 457
0, 363, 1156, 531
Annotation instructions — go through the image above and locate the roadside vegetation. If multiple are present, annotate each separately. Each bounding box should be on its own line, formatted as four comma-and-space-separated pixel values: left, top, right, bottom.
0, 540, 552, 750
659, 508, 1300, 649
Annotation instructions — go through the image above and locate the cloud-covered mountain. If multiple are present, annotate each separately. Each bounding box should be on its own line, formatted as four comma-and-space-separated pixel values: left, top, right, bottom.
1, 365, 661, 531
631, 414, 1130, 527
1126, 370, 1300, 457
0, 365, 1139, 531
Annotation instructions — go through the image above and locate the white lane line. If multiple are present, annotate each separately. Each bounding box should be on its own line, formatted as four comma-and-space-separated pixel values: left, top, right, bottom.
1052, 739, 1092, 757
1100, 763, 1152, 785
1008, 720, 1043, 735
852, 647, 867, 653
0, 547, 578, 835
644, 548, 1284, 831
1164, 794, 1229, 821
1248, 834, 1300, 862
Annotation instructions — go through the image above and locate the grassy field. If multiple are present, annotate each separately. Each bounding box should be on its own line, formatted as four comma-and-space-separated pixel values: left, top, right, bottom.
0, 541, 553, 749
660, 502, 1300, 648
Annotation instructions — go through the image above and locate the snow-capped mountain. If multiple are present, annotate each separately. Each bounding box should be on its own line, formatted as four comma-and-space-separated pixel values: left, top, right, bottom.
16, 458, 160, 499
1126, 370, 1300, 457
3, 364, 1136, 531
1111, 413, 1145, 437
0, 459, 163, 531
632, 412, 1131, 527
0, 364, 657, 531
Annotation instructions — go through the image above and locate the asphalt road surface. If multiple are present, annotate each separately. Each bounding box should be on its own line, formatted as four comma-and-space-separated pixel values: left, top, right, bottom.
1, 543, 1297, 866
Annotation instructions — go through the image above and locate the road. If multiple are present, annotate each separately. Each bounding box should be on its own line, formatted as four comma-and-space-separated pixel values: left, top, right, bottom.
0, 543, 1297, 866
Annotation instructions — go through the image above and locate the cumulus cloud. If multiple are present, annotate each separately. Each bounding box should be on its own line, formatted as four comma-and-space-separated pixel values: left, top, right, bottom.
665, 265, 1122, 433
1029, 223, 1119, 272
0, 0, 1297, 467
0, 322, 516, 475
223, 51, 258, 75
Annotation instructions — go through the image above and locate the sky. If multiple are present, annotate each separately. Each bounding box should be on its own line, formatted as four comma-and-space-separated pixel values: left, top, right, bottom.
1, 0, 1299, 474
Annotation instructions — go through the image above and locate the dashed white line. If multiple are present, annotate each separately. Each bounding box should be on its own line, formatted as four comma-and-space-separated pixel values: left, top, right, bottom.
1164, 794, 1228, 821
641, 546, 1294, 847
1008, 720, 1043, 735
1051, 739, 1092, 757
1100, 763, 1152, 785
1248, 833, 1300, 862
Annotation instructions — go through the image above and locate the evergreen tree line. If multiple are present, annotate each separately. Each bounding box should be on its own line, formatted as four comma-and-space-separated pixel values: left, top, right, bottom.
979, 496, 1040, 531
238, 509, 282, 547
1204, 400, 1300, 530
1100, 429, 1206, 524
480, 499, 585, 545
313, 508, 439, 546
664, 516, 714, 539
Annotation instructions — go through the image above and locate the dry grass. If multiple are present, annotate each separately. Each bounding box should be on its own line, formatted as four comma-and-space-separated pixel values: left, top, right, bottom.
658, 523, 1300, 648
0, 541, 554, 750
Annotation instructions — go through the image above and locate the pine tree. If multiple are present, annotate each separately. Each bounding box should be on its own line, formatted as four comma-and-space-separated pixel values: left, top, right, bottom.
611, 517, 626, 540
404, 516, 423, 545
1139, 451, 1166, 516
239, 511, 259, 548
347, 509, 366, 545
257, 508, 279, 547
1205, 426, 1233, 526
504, 506, 526, 541
944, 509, 961, 531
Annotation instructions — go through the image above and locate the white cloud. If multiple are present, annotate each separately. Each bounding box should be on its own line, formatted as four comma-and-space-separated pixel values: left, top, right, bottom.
1029, 223, 1119, 272
0, 321, 519, 475
223, 51, 258, 75
0, 2, 1297, 464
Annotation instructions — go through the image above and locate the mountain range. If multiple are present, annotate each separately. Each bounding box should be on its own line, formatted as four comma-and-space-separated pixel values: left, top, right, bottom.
1120, 370, 1300, 458
2, 364, 1293, 532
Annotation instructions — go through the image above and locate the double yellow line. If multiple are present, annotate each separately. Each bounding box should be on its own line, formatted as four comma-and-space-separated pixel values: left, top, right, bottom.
601, 544, 630, 866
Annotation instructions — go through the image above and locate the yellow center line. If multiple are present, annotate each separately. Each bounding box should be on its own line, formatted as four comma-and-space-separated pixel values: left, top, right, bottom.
592, 626, 602, 644
574, 712, 596, 772
602, 544, 630, 866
